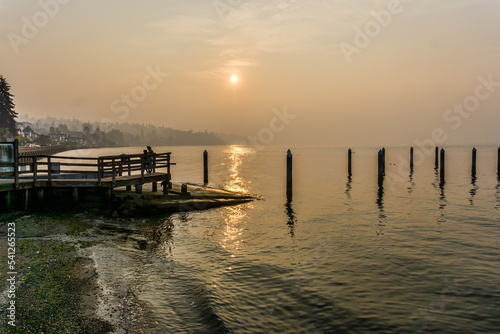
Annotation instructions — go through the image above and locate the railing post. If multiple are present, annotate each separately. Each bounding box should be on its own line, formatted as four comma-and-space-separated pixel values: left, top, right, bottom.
126, 155, 131, 191
152, 153, 158, 191
33, 156, 38, 185
98, 158, 102, 187
14, 139, 19, 189
112, 158, 116, 185
167, 153, 171, 176
141, 153, 145, 181
153, 153, 156, 173
47, 156, 52, 187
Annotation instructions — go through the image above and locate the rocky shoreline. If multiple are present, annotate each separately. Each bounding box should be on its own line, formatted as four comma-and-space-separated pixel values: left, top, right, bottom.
0, 185, 255, 333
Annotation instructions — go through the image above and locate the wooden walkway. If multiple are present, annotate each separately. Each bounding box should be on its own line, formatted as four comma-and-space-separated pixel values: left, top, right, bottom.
0, 141, 175, 210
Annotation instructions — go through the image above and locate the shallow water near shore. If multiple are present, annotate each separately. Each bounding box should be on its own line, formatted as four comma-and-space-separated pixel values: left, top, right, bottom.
23, 145, 500, 332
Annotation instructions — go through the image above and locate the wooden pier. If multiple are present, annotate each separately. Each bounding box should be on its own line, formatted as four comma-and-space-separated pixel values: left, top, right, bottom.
0, 141, 174, 211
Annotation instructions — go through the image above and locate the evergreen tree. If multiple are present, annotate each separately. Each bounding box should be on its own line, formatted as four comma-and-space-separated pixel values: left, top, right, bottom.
0, 75, 18, 136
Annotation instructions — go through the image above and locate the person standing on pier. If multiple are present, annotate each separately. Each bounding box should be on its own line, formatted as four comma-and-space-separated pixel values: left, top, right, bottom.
146, 146, 155, 174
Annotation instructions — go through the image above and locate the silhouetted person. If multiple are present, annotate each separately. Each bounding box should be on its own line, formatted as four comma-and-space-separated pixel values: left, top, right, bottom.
145, 146, 155, 174
147, 146, 155, 172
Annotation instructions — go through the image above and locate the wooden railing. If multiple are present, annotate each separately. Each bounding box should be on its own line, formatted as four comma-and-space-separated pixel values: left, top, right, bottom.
0, 152, 174, 190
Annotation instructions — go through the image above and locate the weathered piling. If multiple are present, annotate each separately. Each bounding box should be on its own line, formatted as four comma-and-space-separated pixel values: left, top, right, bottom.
440, 148, 445, 181
378, 150, 384, 183
435, 146, 439, 169
382, 147, 386, 174
203, 150, 208, 184
472, 148, 477, 176
4, 191, 11, 211
497, 147, 500, 174
72, 188, 78, 203
410, 147, 414, 170
37, 189, 44, 204
348, 148, 352, 175
23, 189, 29, 212
286, 149, 293, 197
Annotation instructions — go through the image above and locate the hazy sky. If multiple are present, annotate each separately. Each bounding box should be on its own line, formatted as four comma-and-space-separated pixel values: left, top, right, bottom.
1, 0, 499, 146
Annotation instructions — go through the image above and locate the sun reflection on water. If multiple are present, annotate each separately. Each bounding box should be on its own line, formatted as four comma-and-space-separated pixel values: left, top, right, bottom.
219, 146, 255, 256
220, 205, 248, 256
223, 145, 255, 193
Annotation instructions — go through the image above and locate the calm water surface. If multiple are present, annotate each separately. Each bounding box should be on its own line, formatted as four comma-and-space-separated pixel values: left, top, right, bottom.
59, 145, 500, 333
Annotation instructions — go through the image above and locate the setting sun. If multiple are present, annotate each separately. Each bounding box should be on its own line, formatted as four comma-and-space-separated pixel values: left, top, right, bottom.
231, 75, 238, 83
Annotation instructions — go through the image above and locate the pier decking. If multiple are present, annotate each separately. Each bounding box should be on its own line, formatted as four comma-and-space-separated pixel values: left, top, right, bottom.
0, 141, 175, 211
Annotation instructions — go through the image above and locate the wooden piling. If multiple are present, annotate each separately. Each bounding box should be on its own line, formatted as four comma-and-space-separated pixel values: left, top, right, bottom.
72, 188, 79, 203
382, 147, 386, 174
203, 150, 208, 184
472, 148, 477, 176
497, 147, 500, 174
14, 139, 19, 190
126, 157, 132, 191
135, 184, 142, 194
47, 156, 52, 187
440, 148, 445, 180
286, 149, 293, 197
348, 148, 352, 175
410, 147, 414, 170
4, 191, 11, 211
105, 188, 112, 202
37, 189, 44, 204
378, 150, 384, 181
435, 146, 439, 169
23, 189, 29, 211
152, 182, 158, 192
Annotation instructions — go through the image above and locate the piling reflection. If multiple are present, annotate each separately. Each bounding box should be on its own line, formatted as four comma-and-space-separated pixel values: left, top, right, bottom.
432, 167, 440, 190
496, 174, 500, 210
375, 176, 386, 236
345, 173, 352, 201
438, 179, 447, 224
407, 169, 415, 195
469, 174, 478, 206
285, 194, 297, 237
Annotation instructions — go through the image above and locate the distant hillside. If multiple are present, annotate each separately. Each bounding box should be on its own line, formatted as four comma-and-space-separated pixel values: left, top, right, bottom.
18, 115, 246, 147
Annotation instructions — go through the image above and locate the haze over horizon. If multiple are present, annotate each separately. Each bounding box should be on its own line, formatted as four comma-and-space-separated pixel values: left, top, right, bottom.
1, 0, 499, 147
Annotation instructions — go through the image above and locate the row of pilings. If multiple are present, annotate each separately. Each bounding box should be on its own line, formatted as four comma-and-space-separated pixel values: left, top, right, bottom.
285, 146, 500, 194
200, 147, 500, 196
